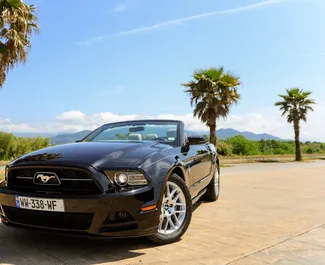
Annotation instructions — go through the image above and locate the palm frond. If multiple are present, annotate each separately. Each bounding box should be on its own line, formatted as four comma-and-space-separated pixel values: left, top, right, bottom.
275, 87, 315, 125
0, 0, 39, 87
181, 66, 241, 129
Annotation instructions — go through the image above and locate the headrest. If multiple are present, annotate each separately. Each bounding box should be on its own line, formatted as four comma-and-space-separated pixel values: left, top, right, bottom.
147, 134, 158, 140
128, 133, 142, 140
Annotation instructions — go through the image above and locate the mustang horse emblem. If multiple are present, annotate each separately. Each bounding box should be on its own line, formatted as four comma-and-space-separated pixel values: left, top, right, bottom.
36, 174, 56, 184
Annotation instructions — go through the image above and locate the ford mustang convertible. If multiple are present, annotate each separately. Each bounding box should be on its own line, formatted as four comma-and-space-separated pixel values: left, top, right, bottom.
0, 119, 220, 244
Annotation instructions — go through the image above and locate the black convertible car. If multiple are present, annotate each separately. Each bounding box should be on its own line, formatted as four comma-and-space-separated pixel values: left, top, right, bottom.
0, 119, 220, 244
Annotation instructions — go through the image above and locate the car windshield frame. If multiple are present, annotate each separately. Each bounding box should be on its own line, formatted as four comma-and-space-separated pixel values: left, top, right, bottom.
81, 120, 181, 146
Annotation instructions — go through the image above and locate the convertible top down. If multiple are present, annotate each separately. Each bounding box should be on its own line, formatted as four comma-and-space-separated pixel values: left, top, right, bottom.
0, 119, 220, 244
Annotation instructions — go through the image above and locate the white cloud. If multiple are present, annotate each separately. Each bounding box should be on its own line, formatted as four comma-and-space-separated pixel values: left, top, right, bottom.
56, 110, 86, 122
0, 118, 38, 133
0, 106, 324, 141
117, 0, 285, 36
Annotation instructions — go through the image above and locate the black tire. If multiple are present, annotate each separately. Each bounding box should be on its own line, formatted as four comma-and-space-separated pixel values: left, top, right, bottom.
147, 173, 192, 245
205, 164, 220, 201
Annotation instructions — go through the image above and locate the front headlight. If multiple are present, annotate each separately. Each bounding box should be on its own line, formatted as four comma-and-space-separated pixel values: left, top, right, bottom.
114, 173, 128, 187
105, 171, 148, 187
127, 172, 148, 186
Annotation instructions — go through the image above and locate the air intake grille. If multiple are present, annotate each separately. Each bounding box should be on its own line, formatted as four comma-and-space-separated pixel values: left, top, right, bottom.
4, 206, 94, 231
8, 167, 101, 195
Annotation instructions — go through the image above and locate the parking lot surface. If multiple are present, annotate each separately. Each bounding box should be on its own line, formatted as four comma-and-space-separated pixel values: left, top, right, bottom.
1, 161, 325, 265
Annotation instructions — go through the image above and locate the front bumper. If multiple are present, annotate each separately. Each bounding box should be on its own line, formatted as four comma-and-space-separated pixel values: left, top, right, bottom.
0, 186, 161, 238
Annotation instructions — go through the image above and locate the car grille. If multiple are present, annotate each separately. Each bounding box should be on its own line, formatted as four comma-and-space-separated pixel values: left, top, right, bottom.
3, 206, 93, 231
7, 167, 102, 195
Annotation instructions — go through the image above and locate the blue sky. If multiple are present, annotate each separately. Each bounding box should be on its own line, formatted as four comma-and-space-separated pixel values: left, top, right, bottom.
0, 0, 324, 140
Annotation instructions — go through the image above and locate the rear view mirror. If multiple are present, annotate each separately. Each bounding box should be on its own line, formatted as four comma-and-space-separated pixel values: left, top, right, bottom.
129, 126, 145, 133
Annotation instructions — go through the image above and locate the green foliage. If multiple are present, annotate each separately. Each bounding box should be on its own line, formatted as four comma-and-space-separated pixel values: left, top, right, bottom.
0, 0, 39, 87
275, 88, 315, 124
259, 139, 295, 155
274, 88, 316, 161
0, 131, 49, 160
302, 142, 325, 155
215, 135, 324, 156
225, 135, 259, 156
182, 66, 241, 146
115, 133, 128, 140
216, 140, 232, 156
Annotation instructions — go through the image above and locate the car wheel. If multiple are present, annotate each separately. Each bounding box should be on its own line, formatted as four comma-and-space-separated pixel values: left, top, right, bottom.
147, 173, 192, 244
205, 164, 220, 201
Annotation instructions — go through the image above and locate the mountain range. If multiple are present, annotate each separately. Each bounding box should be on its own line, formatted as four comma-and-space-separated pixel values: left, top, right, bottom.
48, 128, 287, 145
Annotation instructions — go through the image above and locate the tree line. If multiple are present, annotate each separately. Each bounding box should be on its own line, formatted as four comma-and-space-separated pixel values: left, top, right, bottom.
213, 135, 325, 156
0, 131, 49, 161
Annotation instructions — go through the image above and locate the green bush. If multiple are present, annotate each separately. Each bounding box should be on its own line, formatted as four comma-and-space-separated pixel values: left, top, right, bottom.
218, 136, 325, 156
225, 135, 260, 156
216, 140, 232, 156
0, 131, 49, 161
305, 147, 314, 154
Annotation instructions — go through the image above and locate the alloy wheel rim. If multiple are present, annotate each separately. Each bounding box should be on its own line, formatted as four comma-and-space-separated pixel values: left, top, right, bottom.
215, 169, 219, 196
158, 181, 186, 235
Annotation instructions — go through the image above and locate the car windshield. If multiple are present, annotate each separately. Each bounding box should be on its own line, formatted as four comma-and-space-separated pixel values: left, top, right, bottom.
84, 121, 179, 144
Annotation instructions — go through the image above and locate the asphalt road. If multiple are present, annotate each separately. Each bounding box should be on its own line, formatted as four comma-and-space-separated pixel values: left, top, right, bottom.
0, 161, 325, 265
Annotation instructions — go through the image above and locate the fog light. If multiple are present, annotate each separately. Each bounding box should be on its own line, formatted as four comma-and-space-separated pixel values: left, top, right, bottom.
114, 173, 128, 187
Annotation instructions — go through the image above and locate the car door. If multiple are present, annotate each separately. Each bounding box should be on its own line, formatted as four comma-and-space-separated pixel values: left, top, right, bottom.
187, 143, 212, 196
178, 141, 212, 198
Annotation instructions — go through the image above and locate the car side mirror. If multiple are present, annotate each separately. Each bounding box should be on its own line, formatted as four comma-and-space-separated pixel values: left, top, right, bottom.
187, 135, 207, 145
181, 134, 190, 153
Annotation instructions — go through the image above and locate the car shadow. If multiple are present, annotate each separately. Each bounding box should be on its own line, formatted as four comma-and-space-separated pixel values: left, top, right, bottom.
0, 225, 158, 264
0, 200, 204, 264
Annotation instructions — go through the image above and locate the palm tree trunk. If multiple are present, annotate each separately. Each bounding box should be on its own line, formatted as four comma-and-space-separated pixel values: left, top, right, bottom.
209, 122, 217, 147
294, 120, 302, 161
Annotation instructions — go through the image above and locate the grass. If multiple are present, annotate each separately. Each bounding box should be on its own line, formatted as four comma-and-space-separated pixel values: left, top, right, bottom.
0, 168, 4, 181
0, 162, 6, 181
220, 164, 233, 168
220, 154, 325, 165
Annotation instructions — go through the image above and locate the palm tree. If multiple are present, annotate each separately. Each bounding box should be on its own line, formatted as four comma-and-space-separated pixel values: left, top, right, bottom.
182, 67, 241, 146
275, 88, 315, 161
0, 0, 39, 87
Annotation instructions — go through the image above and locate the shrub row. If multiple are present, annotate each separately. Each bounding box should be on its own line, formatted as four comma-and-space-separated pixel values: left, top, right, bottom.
0, 131, 50, 161
214, 135, 325, 156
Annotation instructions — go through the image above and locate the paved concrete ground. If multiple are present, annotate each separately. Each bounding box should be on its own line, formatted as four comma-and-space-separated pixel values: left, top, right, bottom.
0, 161, 325, 265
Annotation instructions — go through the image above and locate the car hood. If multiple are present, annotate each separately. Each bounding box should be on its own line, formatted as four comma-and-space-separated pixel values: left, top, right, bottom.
9, 141, 171, 170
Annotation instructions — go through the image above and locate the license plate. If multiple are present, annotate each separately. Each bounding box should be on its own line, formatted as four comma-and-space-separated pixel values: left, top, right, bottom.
15, 196, 65, 212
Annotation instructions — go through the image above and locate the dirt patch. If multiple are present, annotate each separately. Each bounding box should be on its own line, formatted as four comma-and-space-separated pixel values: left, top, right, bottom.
220, 154, 325, 165
0, 167, 4, 181
0, 161, 8, 166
